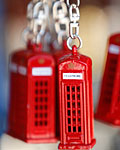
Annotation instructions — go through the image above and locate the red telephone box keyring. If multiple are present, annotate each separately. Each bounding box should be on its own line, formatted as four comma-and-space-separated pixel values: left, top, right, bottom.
95, 33, 120, 126
8, 1, 57, 143
58, 1, 96, 149
58, 45, 96, 150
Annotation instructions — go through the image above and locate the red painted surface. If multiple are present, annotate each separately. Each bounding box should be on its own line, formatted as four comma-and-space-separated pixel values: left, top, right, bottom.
8, 42, 57, 143
95, 33, 120, 126
58, 46, 96, 149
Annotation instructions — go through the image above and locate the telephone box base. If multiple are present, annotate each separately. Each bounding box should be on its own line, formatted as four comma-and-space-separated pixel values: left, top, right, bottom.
58, 139, 96, 150
25, 138, 58, 144
7, 132, 58, 143
95, 113, 120, 126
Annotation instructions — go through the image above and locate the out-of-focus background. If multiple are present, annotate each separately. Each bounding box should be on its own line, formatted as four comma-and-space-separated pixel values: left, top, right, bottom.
0, 0, 120, 150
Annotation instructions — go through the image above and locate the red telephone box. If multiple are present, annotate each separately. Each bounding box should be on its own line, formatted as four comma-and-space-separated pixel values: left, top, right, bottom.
95, 33, 120, 126
8, 42, 57, 143
58, 46, 96, 150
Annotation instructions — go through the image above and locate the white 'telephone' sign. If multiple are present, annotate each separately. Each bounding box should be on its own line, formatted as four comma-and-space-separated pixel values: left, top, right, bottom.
63, 73, 83, 80
32, 67, 52, 76
9, 63, 17, 73
109, 44, 120, 55
18, 66, 27, 76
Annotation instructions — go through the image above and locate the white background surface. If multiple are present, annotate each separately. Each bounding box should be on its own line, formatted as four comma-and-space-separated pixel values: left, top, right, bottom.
0, 121, 120, 150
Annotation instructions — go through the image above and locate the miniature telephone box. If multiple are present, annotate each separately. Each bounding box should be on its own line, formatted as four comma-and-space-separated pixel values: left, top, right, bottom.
95, 33, 120, 126
8, 42, 57, 143
58, 46, 96, 150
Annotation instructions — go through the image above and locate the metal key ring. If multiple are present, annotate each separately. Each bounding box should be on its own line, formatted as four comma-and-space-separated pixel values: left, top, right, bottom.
53, 1, 67, 20
22, 28, 34, 44
67, 35, 83, 50
67, 0, 80, 7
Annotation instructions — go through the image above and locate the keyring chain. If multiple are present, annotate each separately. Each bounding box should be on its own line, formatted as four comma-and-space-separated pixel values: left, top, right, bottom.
23, 0, 49, 44
67, 0, 83, 50
53, 0, 69, 45
23, 0, 40, 43
33, 1, 49, 44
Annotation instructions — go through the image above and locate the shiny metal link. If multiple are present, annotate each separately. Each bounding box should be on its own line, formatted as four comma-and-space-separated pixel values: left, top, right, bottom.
53, 0, 69, 45
70, 22, 79, 39
67, 0, 82, 50
33, 1, 48, 43
33, 2, 49, 19
69, 4, 80, 22
67, 0, 80, 7
55, 17, 69, 36
23, 1, 34, 42
67, 36, 82, 50
53, 1, 67, 20
23, 0, 48, 44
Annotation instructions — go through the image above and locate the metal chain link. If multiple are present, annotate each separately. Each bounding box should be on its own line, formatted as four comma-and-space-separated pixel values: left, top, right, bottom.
67, 0, 82, 50
33, 1, 49, 43
23, 0, 49, 44
53, 0, 69, 45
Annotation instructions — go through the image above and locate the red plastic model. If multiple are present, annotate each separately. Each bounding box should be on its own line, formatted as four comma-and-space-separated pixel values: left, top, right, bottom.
95, 33, 120, 126
58, 46, 96, 150
8, 42, 57, 143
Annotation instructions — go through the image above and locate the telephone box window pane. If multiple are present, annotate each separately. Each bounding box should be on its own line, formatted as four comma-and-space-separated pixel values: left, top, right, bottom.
40, 97, 43, 102
72, 110, 76, 116
40, 121, 43, 126
35, 113, 38, 118
45, 89, 48, 94
72, 86, 75, 92
35, 89, 38, 95
68, 102, 70, 108
35, 81, 38, 86
68, 110, 70, 116
77, 94, 80, 100
40, 114, 43, 118
78, 118, 81, 122
73, 118, 76, 124
68, 126, 71, 132
40, 81, 43, 86
72, 102, 75, 108
77, 86, 80, 92
35, 97, 38, 102
68, 118, 71, 124
67, 94, 70, 100
44, 121, 47, 126
67, 86, 70, 92
40, 105, 43, 110
40, 89, 43, 94
35, 121, 38, 126
78, 126, 81, 132
72, 94, 75, 100
73, 127, 76, 132
78, 102, 80, 108
45, 81, 48, 86
45, 97, 48, 102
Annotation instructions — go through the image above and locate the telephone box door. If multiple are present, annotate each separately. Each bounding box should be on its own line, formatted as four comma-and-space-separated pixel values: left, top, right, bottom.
28, 65, 55, 141
62, 80, 85, 144
97, 47, 119, 115
110, 54, 120, 114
